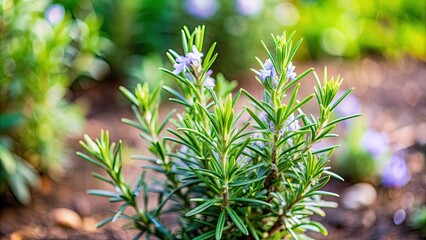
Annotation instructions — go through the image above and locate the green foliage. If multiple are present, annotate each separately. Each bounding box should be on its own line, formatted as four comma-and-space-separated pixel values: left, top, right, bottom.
58, 0, 282, 83
58, 0, 176, 84
78, 26, 358, 239
73, 0, 425, 85
288, 0, 426, 60
0, 0, 101, 204
410, 207, 426, 237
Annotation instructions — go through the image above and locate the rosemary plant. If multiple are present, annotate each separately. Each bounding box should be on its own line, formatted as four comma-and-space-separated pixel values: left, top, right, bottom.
1, 0, 101, 204
78, 26, 359, 239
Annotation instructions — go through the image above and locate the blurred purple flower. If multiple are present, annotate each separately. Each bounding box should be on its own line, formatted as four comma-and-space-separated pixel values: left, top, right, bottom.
334, 91, 361, 117
173, 46, 203, 74
252, 132, 265, 148
236, 0, 263, 16
204, 77, 215, 87
259, 111, 268, 122
361, 130, 389, 157
284, 114, 300, 131
258, 110, 275, 133
45, 4, 65, 25
269, 121, 276, 132
269, 121, 286, 137
259, 59, 276, 81
381, 154, 411, 188
185, 0, 219, 19
173, 56, 191, 74
185, 72, 194, 81
204, 70, 215, 88
286, 62, 297, 81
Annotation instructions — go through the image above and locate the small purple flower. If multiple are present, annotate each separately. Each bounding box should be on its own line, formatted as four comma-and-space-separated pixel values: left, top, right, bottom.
284, 114, 300, 131
236, 0, 263, 16
185, 72, 195, 81
259, 111, 282, 135
204, 77, 215, 88
185, 0, 219, 19
180, 145, 188, 153
269, 121, 276, 132
45, 4, 65, 25
259, 59, 276, 81
259, 70, 272, 81
252, 133, 265, 148
334, 91, 361, 117
187, 45, 203, 66
198, 70, 214, 88
286, 62, 297, 81
173, 56, 191, 74
173, 46, 204, 75
258, 110, 276, 133
381, 154, 411, 188
361, 130, 389, 157
259, 111, 268, 122
268, 121, 286, 136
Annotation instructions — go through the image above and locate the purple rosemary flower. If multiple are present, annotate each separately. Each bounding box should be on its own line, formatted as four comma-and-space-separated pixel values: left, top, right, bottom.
173, 56, 191, 74
45, 4, 65, 25
269, 121, 275, 132
179, 144, 188, 153
187, 45, 203, 66
361, 130, 389, 157
185, 0, 219, 19
252, 133, 265, 148
334, 91, 361, 117
259, 111, 279, 134
204, 70, 215, 88
259, 59, 276, 81
381, 154, 411, 188
259, 111, 268, 122
286, 62, 297, 81
284, 114, 300, 131
236, 0, 263, 16
184, 72, 195, 81
268, 121, 286, 136
173, 46, 204, 75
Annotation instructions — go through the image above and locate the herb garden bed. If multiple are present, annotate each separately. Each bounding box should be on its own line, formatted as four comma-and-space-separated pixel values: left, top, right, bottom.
0, 59, 424, 240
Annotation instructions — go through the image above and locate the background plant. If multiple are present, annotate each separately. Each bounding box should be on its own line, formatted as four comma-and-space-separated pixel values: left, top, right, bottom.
0, 0, 101, 204
78, 26, 359, 239
334, 117, 390, 182
57, 0, 175, 86
59, 0, 425, 89
276, 0, 426, 60
333, 96, 412, 186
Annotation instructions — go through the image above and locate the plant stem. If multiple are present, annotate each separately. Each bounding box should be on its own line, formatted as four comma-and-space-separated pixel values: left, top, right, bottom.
222, 184, 229, 208
264, 131, 279, 191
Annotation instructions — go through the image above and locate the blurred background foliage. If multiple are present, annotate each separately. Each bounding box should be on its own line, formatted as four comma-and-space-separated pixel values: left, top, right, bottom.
58, 0, 426, 86
0, 0, 101, 204
0, 0, 424, 204
70, 0, 426, 85
287, 0, 426, 60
